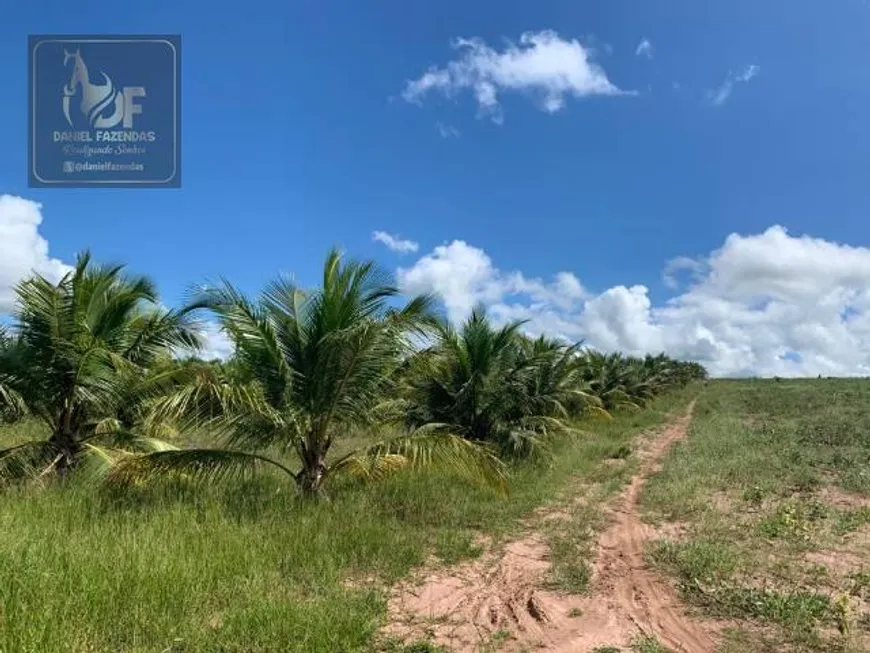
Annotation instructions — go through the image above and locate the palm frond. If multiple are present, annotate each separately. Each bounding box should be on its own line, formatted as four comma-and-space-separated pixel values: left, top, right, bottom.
331, 429, 507, 495
105, 448, 296, 487
76, 438, 182, 483
0, 377, 26, 421
0, 441, 57, 483
143, 368, 289, 450
330, 453, 408, 483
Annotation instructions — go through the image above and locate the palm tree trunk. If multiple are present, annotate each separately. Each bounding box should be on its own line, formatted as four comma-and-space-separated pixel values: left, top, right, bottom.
296, 438, 328, 498
48, 430, 79, 477
48, 405, 80, 477
296, 455, 326, 498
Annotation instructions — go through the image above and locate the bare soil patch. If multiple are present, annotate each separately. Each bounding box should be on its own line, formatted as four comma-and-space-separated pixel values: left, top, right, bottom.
818, 485, 870, 510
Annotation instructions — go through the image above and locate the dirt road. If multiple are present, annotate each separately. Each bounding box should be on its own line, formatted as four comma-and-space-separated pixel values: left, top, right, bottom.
385, 400, 718, 652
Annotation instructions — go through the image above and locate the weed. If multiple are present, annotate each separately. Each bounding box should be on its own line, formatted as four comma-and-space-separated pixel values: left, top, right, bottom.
847, 570, 870, 598
742, 485, 764, 507
630, 634, 671, 652
840, 468, 870, 495
834, 507, 870, 535
480, 628, 511, 652
757, 499, 828, 542
649, 539, 740, 585
690, 584, 832, 634
833, 594, 854, 639
544, 494, 606, 593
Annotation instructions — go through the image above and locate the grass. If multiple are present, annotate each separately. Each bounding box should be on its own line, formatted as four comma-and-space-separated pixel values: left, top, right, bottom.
835, 507, 870, 536
642, 379, 870, 652
0, 387, 697, 653
544, 502, 597, 592
630, 635, 672, 653
540, 398, 689, 594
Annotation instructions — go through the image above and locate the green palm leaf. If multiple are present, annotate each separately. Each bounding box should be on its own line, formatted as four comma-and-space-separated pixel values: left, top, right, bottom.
105, 448, 296, 487
0, 252, 203, 481
332, 429, 507, 495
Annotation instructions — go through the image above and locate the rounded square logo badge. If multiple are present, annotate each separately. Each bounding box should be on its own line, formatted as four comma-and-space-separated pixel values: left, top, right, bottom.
29, 35, 181, 188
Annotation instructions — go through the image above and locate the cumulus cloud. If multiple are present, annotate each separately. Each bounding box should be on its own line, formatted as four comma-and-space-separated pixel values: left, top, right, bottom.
0, 195, 71, 312
402, 30, 626, 122
192, 322, 235, 361
397, 227, 870, 378
398, 240, 587, 326
708, 64, 760, 106
0, 194, 235, 362
635, 38, 654, 59
373, 231, 420, 254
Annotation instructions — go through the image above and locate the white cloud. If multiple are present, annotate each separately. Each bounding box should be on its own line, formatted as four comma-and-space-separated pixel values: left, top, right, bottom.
708, 64, 760, 106
0, 195, 71, 312
635, 38, 654, 59
398, 240, 588, 326
194, 322, 235, 361
436, 122, 461, 139
398, 227, 870, 378
662, 256, 705, 289
373, 231, 420, 254
0, 195, 235, 363
13, 195, 870, 378
403, 30, 627, 122
398, 241, 504, 321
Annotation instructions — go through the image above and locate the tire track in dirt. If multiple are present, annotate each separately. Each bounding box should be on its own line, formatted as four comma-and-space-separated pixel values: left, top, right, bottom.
383, 400, 718, 652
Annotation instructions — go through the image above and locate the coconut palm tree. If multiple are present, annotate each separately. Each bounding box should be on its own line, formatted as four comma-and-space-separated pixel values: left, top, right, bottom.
109, 249, 505, 498
575, 350, 707, 410
0, 326, 25, 423
518, 335, 610, 422
575, 351, 648, 410
0, 253, 202, 480
401, 309, 600, 457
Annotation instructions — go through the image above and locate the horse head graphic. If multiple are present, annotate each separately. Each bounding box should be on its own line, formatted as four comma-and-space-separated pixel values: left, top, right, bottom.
62, 49, 124, 129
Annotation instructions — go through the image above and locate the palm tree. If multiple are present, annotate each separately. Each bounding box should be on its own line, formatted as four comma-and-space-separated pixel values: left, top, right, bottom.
576, 351, 648, 410
110, 250, 505, 498
519, 335, 609, 422
0, 253, 202, 480
402, 309, 600, 457
0, 326, 25, 423
575, 350, 707, 410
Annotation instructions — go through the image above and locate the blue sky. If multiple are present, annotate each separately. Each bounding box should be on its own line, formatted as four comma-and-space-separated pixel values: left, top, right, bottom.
3, 0, 870, 376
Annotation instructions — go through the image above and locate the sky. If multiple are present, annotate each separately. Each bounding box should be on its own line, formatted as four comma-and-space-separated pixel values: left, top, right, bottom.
2, 0, 870, 376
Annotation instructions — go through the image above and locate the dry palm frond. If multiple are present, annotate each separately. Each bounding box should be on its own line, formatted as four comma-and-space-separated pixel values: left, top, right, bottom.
330, 453, 408, 483
332, 428, 507, 495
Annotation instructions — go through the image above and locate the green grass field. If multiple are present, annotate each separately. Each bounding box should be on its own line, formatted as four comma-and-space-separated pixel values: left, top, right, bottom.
7, 379, 870, 652
643, 379, 870, 652
0, 389, 695, 653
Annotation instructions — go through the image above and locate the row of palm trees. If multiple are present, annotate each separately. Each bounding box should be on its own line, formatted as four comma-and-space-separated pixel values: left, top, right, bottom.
0, 250, 707, 498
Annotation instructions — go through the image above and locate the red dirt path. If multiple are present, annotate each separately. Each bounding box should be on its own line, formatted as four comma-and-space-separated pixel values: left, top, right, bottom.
384, 400, 720, 652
